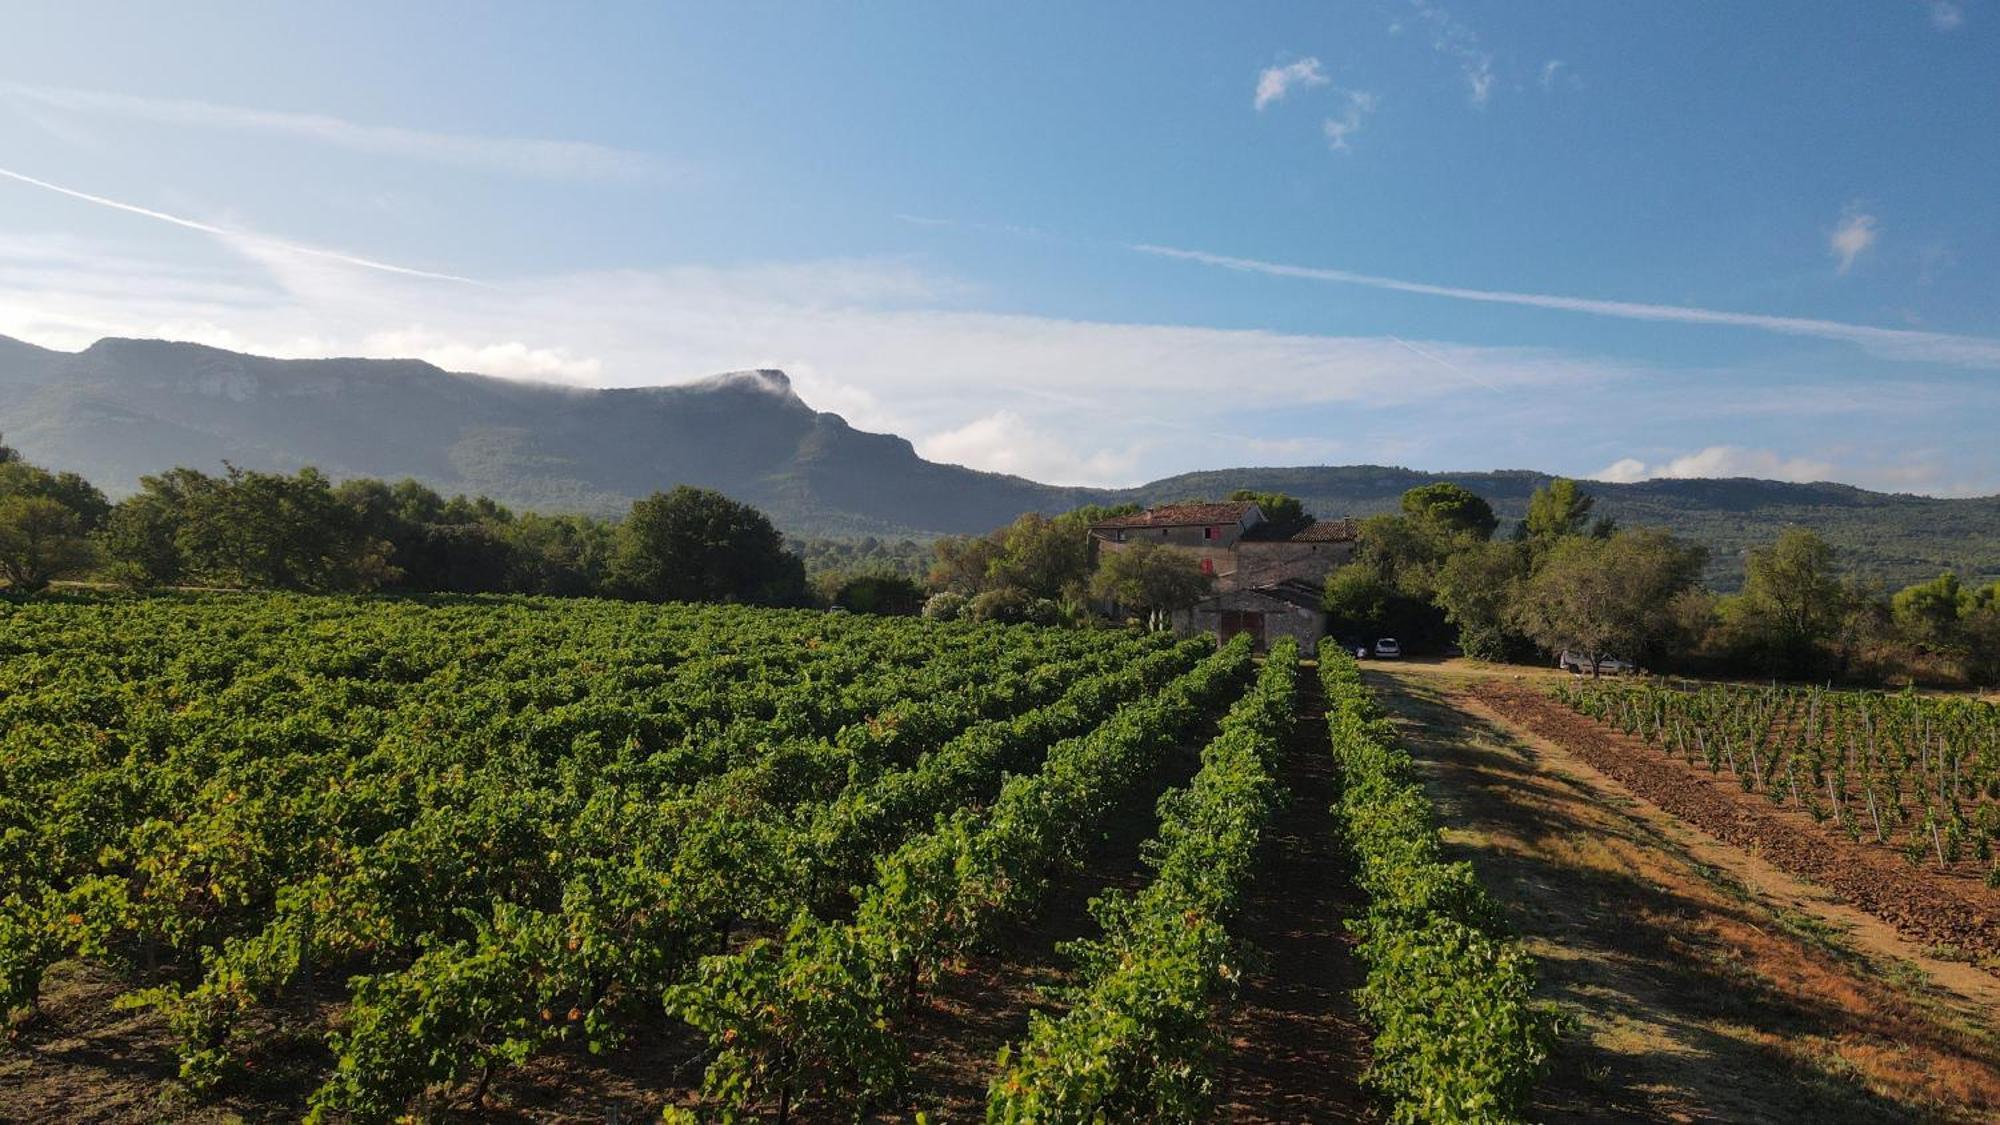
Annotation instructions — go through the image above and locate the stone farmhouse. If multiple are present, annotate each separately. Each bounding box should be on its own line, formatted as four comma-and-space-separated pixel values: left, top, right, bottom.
1087, 500, 1358, 650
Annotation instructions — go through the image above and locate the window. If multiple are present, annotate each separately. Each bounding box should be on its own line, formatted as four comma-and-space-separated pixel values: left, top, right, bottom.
1200, 558, 1215, 575
1204, 525, 1223, 540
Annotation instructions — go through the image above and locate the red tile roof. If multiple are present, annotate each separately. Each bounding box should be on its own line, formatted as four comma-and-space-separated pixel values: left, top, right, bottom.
1239, 516, 1359, 543
1285, 518, 1359, 543
1089, 501, 1260, 529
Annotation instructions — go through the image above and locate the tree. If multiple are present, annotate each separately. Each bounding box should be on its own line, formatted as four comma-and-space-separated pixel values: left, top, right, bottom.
1510, 529, 1706, 673
0, 447, 111, 591
0, 496, 95, 591
1089, 540, 1211, 627
1892, 572, 1969, 651
927, 535, 1003, 596
1723, 529, 1848, 675
100, 466, 397, 591
1519, 478, 1596, 546
1322, 561, 1396, 638
1228, 489, 1313, 536
1431, 539, 1530, 659
985, 512, 1092, 600
0, 457, 110, 531
827, 573, 924, 615
609, 486, 805, 605
1962, 582, 2000, 685
100, 493, 187, 587
1400, 482, 1498, 541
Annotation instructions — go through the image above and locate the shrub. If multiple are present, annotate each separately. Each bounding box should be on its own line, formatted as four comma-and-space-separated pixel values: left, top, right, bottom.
922, 591, 967, 621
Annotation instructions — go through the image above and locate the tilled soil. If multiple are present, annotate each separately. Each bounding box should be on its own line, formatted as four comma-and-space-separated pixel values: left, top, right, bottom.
1212, 663, 1374, 1123
1376, 671, 2000, 1122
1473, 681, 2000, 967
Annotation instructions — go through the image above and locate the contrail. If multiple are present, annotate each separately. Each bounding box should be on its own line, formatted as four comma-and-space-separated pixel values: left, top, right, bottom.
1387, 334, 1504, 393
0, 165, 483, 285
1135, 243, 2000, 369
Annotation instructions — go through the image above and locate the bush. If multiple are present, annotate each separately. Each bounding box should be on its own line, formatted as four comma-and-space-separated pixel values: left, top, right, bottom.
922, 591, 967, 621
1319, 640, 1558, 1122
967, 587, 1031, 624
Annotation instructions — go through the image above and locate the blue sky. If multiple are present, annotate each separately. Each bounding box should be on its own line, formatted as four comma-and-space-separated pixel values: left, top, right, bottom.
2, 2, 1997, 495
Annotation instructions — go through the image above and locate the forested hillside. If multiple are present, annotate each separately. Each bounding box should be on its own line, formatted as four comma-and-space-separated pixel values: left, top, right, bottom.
4, 335, 1994, 588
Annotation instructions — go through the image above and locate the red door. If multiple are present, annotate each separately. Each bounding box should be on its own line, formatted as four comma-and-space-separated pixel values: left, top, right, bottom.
1217, 610, 1266, 649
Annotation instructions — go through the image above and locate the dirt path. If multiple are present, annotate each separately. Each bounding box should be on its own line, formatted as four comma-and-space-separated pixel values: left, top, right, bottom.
1370, 667, 2000, 1123
1213, 662, 1374, 1123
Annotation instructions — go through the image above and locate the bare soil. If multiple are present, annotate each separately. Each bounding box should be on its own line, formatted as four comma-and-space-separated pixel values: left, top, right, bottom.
1470, 679, 2000, 966
1372, 666, 2000, 1123
1212, 663, 1374, 1123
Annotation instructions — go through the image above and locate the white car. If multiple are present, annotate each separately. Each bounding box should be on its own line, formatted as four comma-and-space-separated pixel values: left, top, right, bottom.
1559, 650, 1635, 675
1373, 638, 1402, 659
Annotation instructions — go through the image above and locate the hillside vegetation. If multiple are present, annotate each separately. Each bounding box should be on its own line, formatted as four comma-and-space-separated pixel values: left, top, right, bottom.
3, 335, 1995, 589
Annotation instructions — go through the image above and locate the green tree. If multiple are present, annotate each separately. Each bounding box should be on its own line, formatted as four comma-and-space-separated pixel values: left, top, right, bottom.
1726, 528, 1849, 675
1400, 482, 1498, 541
927, 534, 1003, 596
0, 496, 95, 591
0, 457, 111, 531
1431, 539, 1530, 659
1891, 572, 1969, 651
609, 486, 805, 605
1962, 582, 2000, 685
1090, 540, 1211, 627
1518, 478, 1596, 547
100, 492, 187, 586
829, 573, 925, 615
986, 512, 1092, 600
1228, 489, 1313, 536
1322, 561, 1396, 638
1510, 529, 1706, 673
0, 447, 111, 590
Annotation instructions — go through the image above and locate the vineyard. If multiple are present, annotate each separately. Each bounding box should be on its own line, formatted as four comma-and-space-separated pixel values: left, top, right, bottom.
1, 593, 1389, 1121
19, 591, 1987, 1121
1551, 677, 2000, 884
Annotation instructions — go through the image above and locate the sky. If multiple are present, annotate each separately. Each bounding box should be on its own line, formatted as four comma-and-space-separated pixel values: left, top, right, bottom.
1, 2, 1997, 496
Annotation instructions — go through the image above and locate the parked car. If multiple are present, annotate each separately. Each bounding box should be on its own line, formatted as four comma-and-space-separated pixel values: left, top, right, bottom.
1373, 637, 1402, 658
1558, 650, 1635, 675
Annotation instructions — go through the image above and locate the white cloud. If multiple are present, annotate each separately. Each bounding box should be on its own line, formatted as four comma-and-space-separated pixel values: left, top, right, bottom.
1590, 446, 1998, 497
921, 411, 1148, 484
1465, 58, 1494, 107
1592, 446, 1837, 484
1829, 205, 1879, 275
0, 82, 671, 182
1134, 243, 2000, 369
1928, 1, 1964, 30
0, 213, 1632, 486
1321, 91, 1379, 151
1409, 1, 1495, 107
1594, 458, 1651, 484
1539, 60, 1564, 90
1254, 58, 1329, 110
359, 329, 602, 382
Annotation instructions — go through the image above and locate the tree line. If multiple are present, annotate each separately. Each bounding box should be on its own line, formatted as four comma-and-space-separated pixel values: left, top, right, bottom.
0, 440, 807, 606
1325, 478, 2000, 687
6, 439, 1994, 683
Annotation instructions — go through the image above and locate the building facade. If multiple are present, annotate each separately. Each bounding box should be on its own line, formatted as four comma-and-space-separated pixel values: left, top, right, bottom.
1088, 501, 1359, 650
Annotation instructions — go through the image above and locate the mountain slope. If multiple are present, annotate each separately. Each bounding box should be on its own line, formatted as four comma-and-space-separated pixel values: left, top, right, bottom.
2, 335, 1995, 588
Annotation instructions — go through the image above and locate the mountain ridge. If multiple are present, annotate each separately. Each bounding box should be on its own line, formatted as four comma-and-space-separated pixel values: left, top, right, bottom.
3, 334, 1995, 588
